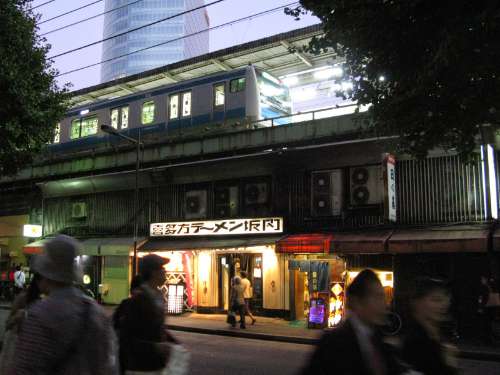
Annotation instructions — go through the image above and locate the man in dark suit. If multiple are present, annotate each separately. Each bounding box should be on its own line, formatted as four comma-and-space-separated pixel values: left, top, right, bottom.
301, 269, 406, 375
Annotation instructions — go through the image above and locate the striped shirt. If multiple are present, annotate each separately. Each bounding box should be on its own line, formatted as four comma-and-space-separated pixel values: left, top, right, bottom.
13, 286, 117, 375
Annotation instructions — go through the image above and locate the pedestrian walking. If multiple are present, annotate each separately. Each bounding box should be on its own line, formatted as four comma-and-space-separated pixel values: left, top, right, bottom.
0, 273, 41, 373
12, 235, 118, 375
13, 266, 25, 295
117, 254, 189, 375
401, 277, 459, 375
240, 271, 256, 325
230, 276, 246, 329
301, 269, 408, 375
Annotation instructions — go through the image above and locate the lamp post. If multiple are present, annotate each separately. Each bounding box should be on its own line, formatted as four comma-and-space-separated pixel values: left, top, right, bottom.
101, 124, 142, 277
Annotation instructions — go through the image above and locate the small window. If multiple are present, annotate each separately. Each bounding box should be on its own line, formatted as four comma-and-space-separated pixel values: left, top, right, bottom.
111, 108, 119, 129
111, 106, 129, 129
230, 78, 246, 93
70, 119, 81, 139
53, 123, 61, 143
142, 101, 155, 124
182, 92, 191, 117
121, 106, 129, 129
214, 83, 225, 107
169, 94, 179, 119
81, 116, 98, 137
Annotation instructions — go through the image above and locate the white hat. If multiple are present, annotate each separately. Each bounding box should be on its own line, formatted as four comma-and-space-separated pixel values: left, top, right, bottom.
32, 235, 82, 284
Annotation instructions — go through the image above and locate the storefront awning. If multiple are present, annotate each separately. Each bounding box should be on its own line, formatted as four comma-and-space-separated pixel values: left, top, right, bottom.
276, 234, 333, 254
388, 227, 489, 253
139, 235, 282, 252
23, 238, 52, 255
333, 231, 393, 254
0, 222, 21, 237
81, 237, 145, 256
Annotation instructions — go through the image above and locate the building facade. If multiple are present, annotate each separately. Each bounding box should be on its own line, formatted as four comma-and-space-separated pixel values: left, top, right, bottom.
101, 0, 209, 82
2, 26, 499, 339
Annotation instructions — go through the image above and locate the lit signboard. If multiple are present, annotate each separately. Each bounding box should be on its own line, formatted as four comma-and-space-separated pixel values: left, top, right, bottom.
150, 217, 284, 237
23, 224, 42, 238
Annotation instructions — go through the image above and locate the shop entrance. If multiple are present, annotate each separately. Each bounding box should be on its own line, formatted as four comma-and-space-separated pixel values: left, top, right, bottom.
218, 253, 263, 313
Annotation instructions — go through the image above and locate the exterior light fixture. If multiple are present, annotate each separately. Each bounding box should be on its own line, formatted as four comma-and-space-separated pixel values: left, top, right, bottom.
80, 109, 90, 115
379, 76, 386, 82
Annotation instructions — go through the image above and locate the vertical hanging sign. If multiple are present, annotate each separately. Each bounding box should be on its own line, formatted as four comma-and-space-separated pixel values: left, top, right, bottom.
384, 154, 397, 222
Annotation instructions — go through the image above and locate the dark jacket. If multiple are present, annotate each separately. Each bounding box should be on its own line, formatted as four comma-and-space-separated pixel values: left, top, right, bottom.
115, 285, 168, 372
301, 318, 406, 375
401, 321, 458, 375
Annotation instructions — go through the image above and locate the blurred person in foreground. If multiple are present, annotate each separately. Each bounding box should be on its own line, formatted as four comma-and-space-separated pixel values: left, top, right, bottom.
401, 278, 459, 375
12, 235, 117, 375
301, 269, 409, 375
0, 273, 42, 373
118, 254, 181, 374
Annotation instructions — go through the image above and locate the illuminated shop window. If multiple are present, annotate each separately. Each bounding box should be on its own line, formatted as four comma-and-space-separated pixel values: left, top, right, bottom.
142, 100, 155, 124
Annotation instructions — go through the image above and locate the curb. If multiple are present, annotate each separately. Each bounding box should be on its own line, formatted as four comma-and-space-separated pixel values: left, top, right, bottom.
166, 325, 500, 362
166, 324, 319, 346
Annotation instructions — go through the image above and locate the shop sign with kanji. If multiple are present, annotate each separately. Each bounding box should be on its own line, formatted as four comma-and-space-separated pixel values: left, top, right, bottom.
150, 217, 284, 237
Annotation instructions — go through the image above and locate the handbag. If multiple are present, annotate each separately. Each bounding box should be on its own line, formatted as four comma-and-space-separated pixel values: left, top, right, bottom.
125, 344, 190, 375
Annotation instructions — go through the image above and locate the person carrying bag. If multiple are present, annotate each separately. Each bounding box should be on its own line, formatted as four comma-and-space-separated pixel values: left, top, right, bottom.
118, 254, 189, 375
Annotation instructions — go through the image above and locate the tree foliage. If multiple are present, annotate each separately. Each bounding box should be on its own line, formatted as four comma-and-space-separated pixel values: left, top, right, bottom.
0, 0, 68, 176
286, 0, 500, 158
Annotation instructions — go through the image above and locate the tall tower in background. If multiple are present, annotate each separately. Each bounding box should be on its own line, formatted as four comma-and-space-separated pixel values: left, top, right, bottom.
101, 0, 209, 83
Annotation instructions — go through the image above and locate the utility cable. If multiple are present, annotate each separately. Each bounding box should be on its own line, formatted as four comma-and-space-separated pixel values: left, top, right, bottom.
49, 0, 226, 59
39, 0, 103, 25
29, 0, 56, 10
41, 0, 143, 36
56, 2, 299, 77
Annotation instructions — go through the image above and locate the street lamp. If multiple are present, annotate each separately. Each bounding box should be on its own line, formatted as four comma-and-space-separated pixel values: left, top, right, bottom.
101, 124, 143, 277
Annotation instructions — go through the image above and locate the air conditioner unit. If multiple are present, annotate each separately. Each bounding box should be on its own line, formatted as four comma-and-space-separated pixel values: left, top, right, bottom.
214, 186, 239, 218
185, 190, 207, 219
350, 166, 383, 206
244, 183, 268, 205
71, 202, 87, 219
311, 170, 343, 216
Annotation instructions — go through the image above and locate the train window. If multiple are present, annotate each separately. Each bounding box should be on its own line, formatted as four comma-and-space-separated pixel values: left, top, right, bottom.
182, 92, 191, 117
230, 78, 245, 93
111, 106, 129, 129
214, 84, 225, 108
121, 106, 129, 129
53, 123, 60, 143
81, 116, 98, 137
169, 94, 179, 119
71, 116, 98, 139
70, 119, 80, 139
111, 108, 119, 129
142, 101, 155, 124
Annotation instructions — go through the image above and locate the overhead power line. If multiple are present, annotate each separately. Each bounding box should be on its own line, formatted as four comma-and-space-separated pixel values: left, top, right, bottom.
41, 0, 144, 36
56, 2, 300, 78
30, 0, 56, 10
39, 0, 103, 25
49, 0, 226, 60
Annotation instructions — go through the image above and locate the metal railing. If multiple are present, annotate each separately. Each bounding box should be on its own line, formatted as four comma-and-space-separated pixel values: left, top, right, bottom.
250, 103, 370, 128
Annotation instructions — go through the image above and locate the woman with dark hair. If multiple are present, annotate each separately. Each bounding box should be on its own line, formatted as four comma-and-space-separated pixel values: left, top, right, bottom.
401, 278, 459, 375
0, 273, 42, 373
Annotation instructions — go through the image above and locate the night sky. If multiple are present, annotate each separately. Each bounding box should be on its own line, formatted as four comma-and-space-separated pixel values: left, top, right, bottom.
34, 0, 319, 90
